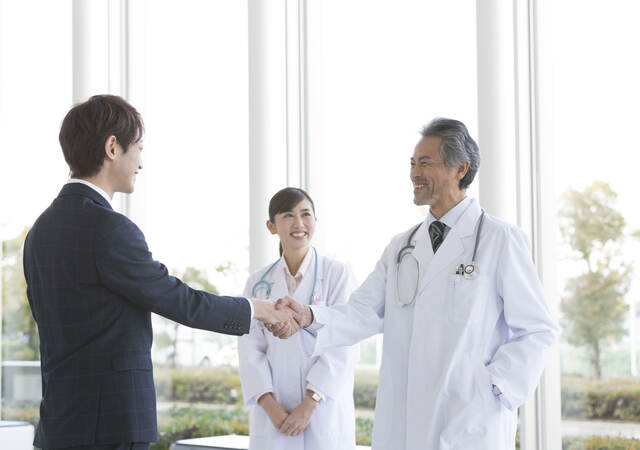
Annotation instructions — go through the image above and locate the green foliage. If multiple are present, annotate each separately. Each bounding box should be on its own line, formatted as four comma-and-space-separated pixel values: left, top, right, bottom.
151, 406, 374, 450
154, 266, 220, 368
559, 182, 633, 378
152, 407, 249, 450
563, 436, 640, 450
155, 367, 243, 405
1, 400, 40, 426
561, 269, 630, 347
353, 371, 378, 409
156, 367, 380, 409
355, 418, 373, 446
1, 228, 39, 361
559, 181, 626, 264
562, 376, 640, 421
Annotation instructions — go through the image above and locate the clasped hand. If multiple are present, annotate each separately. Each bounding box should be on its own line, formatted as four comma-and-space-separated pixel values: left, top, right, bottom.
252, 297, 307, 338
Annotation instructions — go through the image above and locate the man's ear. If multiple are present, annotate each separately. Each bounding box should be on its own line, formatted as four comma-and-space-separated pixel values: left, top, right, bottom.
266, 219, 278, 235
104, 135, 118, 161
457, 161, 470, 182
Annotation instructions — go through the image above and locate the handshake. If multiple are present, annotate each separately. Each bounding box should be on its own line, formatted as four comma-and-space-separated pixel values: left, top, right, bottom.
251, 297, 314, 338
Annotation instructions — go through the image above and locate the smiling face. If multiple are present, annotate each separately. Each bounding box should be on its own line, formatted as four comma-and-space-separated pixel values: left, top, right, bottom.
111, 139, 143, 194
267, 199, 316, 254
410, 135, 468, 215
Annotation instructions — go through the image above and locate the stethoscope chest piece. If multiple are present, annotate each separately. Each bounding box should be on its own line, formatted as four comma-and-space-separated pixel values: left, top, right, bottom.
463, 263, 478, 280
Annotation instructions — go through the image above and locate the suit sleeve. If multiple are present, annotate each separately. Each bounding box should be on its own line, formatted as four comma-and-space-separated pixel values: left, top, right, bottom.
94, 218, 251, 335
238, 275, 274, 405
309, 243, 389, 357
486, 226, 559, 410
305, 263, 360, 400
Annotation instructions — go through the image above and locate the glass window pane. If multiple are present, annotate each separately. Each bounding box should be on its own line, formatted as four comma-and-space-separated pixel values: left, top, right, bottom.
306, 0, 477, 443
551, 1, 640, 446
0, 0, 72, 426
127, 1, 250, 442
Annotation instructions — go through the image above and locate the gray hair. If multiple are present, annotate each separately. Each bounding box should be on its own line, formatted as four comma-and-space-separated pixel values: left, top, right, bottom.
420, 118, 480, 190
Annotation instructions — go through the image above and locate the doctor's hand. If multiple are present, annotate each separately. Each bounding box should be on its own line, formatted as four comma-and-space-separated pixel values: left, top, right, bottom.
251, 298, 302, 338
275, 296, 313, 329
258, 393, 290, 430
278, 390, 318, 436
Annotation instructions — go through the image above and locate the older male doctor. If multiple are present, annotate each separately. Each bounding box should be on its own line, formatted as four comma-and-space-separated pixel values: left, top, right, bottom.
275, 118, 558, 449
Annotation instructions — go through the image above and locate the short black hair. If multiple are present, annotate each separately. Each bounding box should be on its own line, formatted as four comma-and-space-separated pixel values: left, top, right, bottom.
59, 95, 144, 178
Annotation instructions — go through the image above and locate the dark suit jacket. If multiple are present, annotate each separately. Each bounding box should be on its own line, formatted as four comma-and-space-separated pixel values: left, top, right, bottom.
23, 183, 251, 449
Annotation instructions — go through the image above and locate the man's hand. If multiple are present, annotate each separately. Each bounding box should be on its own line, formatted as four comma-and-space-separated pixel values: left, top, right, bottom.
258, 393, 289, 430
278, 390, 318, 436
251, 298, 301, 338
276, 296, 313, 328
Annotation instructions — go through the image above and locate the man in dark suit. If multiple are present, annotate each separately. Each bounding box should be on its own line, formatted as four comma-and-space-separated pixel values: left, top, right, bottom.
23, 95, 298, 450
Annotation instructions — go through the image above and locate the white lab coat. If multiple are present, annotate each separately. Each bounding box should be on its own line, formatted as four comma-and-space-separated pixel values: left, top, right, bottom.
310, 199, 559, 450
238, 251, 359, 450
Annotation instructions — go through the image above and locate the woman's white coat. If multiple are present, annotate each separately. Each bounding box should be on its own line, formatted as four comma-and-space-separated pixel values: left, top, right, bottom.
238, 251, 359, 450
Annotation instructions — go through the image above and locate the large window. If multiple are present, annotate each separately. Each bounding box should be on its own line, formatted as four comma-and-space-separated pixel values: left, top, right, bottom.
547, 1, 640, 446
0, 0, 72, 425
306, 0, 478, 368
126, 0, 252, 440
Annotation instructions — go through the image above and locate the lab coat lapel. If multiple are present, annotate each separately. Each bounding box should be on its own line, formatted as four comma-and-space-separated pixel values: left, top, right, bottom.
267, 259, 289, 302
409, 222, 432, 273
292, 250, 324, 306
417, 200, 483, 294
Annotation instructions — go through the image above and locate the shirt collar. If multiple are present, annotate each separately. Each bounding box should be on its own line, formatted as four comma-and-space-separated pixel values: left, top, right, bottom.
427, 196, 473, 229
282, 247, 314, 279
67, 178, 112, 207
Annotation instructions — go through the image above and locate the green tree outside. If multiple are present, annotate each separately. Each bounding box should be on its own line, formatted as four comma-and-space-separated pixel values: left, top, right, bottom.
154, 266, 221, 369
1, 227, 39, 361
559, 181, 633, 379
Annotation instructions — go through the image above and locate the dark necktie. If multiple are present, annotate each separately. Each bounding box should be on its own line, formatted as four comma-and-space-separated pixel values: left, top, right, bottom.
429, 220, 447, 253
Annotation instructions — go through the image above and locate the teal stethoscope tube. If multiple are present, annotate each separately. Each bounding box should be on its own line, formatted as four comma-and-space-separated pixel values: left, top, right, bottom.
251, 247, 318, 305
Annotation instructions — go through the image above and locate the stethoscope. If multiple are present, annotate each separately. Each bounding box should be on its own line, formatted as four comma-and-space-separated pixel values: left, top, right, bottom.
251, 246, 319, 305
395, 210, 485, 306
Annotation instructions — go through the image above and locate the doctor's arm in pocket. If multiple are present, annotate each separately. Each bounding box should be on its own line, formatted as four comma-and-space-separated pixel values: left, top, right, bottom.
486, 226, 559, 410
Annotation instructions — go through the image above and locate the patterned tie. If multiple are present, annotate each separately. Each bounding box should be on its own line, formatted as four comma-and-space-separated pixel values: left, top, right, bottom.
429, 220, 447, 253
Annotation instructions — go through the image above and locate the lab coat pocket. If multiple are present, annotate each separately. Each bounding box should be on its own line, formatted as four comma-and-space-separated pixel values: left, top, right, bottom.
448, 273, 490, 323
442, 362, 495, 446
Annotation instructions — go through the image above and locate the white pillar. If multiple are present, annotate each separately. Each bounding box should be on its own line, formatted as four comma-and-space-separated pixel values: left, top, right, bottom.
476, 0, 517, 223
477, 1, 561, 449
248, 0, 289, 273
73, 0, 132, 215
72, 0, 110, 103
534, 0, 562, 447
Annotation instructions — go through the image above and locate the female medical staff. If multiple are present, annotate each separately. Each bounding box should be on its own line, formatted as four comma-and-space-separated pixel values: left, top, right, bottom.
238, 187, 359, 450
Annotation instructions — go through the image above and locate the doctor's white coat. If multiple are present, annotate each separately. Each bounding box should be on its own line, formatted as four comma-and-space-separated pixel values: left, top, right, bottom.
310, 199, 558, 450
238, 252, 359, 450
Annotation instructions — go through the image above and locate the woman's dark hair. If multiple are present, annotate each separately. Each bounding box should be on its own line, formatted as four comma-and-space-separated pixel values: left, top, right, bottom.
59, 94, 145, 178
268, 187, 316, 255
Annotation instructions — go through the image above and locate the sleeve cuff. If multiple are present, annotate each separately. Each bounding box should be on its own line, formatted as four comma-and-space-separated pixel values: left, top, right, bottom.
255, 390, 272, 404
247, 298, 254, 320
305, 382, 325, 402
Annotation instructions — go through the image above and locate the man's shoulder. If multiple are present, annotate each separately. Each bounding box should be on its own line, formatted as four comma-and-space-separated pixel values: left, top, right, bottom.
30, 192, 137, 242
480, 212, 530, 250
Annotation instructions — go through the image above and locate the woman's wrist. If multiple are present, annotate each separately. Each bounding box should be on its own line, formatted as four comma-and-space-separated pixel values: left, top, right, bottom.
258, 392, 275, 407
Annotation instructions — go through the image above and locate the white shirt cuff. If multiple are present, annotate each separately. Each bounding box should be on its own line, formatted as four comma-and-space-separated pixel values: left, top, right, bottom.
247, 298, 254, 320
255, 390, 272, 404
306, 382, 325, 401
